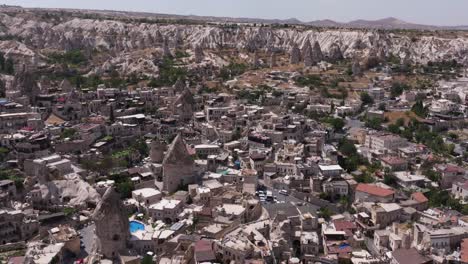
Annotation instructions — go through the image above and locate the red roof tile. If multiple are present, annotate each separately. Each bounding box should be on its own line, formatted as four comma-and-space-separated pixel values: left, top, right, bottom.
194, 240, 216, 262
411, 192, 428, 203
356, 183, 395, 197
333, 220, 357, 231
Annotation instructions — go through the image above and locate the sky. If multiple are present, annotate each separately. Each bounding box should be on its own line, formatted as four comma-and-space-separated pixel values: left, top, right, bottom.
2, 0, 468, 26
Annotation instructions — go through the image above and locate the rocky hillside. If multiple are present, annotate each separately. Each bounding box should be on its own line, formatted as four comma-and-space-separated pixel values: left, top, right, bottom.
0, 7, 468, 76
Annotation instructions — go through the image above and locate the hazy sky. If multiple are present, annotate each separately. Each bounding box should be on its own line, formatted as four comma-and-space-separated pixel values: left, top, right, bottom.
2, 0, 467, 26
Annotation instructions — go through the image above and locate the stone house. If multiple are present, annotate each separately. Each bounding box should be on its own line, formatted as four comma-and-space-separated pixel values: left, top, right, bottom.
0, 209, 39, 244
379, 156, 408, 172
0, 180, 17, 199
148, 199, 183, 223
452, 180, 468, 201
370, 203, 402, 228
322, 178, 349, 197
435, 163, 466, 189
131, 188, 162, 208
355, 183, 395, 203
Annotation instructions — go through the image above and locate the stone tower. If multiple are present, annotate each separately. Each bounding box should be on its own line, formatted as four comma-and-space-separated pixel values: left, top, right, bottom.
290, 43, 301, 64
91, 187, 130, 260
150, 140, 166, 163
163, 134, 195, 193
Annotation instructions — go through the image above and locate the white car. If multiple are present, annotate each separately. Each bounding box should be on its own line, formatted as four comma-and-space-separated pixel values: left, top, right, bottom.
279, 189, 289, 195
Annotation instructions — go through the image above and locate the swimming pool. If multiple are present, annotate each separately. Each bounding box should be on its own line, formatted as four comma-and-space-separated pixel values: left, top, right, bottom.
129, 220, 145, 233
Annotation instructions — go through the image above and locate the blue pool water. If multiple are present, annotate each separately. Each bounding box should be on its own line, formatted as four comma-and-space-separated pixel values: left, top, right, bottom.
129, 221, 145, 233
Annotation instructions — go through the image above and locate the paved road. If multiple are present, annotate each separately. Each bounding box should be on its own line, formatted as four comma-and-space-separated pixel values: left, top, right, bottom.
261, 188, 320, 218
346, 117, 364, 129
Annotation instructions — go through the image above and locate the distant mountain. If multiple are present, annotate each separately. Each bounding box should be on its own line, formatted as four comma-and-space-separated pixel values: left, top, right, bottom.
306, 19, 342, 28
306, 17, 448, 30
4, 5, 468, 31
346, 17, 436, 30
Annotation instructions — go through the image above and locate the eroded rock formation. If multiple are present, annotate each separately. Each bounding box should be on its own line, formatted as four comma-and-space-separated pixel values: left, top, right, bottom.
162, 134, 195, 193
290, 43, 301, 64
90, 187, 130, 260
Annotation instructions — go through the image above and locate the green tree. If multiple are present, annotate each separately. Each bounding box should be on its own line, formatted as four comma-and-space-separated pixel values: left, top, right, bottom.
390, 82, 409, 98
448, 132, 458, 140
378, 102, 386, 111
338, 139, 357, 156
325, 117, 345, 131
63, 207, 76, 216
219, 63, 248, 80
423, 169, 441, 182
360, 92, 374, 106
4, 58, 14, 74
132, 139, 149, 156
148, 58, 187, 87
60, 128, 77, 139
384, 171, 397, 185
365, 117, 383, 130
141, 255, 153, 264
396, 118, 405, 127
388, 124, 401, 134
411, 100, 428, 118
318, 207, 333, 220
0, 147, 9, 161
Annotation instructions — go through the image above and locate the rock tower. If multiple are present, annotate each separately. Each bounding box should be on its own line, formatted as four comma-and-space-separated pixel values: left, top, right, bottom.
194, 44, 204, 63
172, 87, 195, 121
173, 78, 185, 93
269, 52, 277, 68
163, 134, 195, 193
290, 43, 301, 65
162, 37, 172, 58
302, 41, 314, 66
328, 43, 343, 62
91, 187, 130, 260
352, 60, 362, 77
252, 51, 260, 68
312, 41, 324, 63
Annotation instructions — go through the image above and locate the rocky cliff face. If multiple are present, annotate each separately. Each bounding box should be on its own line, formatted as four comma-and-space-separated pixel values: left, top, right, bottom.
1, 10, 468, 67
91, 187, 130, 260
